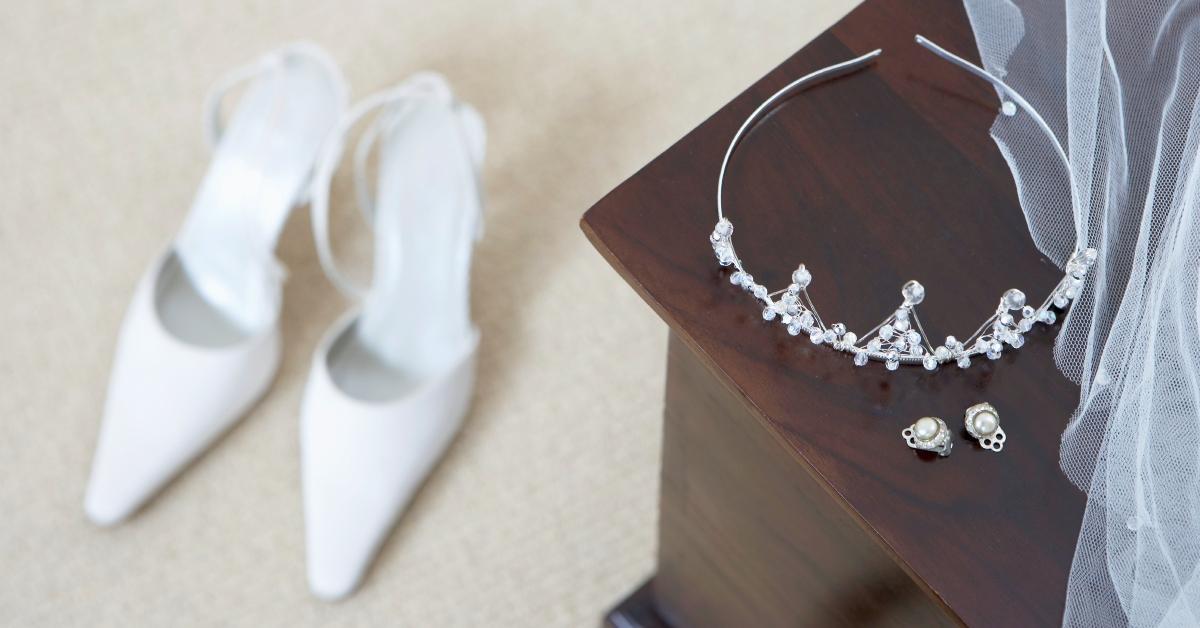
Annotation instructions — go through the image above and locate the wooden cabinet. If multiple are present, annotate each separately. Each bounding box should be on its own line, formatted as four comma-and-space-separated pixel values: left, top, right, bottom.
582, 1, 1085, 625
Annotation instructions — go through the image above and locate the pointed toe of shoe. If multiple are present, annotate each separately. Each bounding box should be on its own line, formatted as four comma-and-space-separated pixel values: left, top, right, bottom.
304, 507, 381, 601
85, 255, 281, 524
307, 556, 364, 602
308, 575, 358, 603
300, 376, 405, 602
85, 409, 200, 525
83, 486, 136, 527
300, 317, 479, 599
301, 437, 395, 601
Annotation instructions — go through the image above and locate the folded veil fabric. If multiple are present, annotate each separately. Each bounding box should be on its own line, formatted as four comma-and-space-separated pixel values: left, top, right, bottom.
963, 1, 1200, 625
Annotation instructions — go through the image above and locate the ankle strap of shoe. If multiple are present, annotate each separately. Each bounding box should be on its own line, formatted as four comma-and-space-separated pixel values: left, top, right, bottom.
309, 73, 479, 300
203, 43, 346, 151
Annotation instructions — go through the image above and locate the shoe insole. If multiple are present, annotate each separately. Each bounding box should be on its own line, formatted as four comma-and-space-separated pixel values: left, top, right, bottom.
155, 253, 246, 347
327, 99, 484, 401
163, 54, 343, 346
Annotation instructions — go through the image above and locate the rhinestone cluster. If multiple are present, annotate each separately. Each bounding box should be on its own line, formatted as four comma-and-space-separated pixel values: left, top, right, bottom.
710, 218, 1097, 370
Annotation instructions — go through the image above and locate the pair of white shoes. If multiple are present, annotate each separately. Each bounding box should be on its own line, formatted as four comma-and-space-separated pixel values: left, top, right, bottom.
83, 43, 485, 600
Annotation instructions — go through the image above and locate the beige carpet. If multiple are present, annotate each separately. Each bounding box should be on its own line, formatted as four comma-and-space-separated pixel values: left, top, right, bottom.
0, 1, 856, 625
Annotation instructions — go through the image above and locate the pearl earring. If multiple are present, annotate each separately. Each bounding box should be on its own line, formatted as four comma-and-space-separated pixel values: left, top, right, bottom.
964, 403, 1005, 452
902, 416, 952, 457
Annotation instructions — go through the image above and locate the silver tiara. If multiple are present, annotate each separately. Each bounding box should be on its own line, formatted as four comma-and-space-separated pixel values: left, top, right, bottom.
710, 36, 1096, 371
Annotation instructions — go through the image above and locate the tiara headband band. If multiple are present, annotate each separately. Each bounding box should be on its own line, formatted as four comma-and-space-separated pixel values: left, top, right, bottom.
708, 35, 1096, 371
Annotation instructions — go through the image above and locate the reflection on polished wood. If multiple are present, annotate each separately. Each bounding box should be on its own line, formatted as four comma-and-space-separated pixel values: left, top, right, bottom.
584, 0, 1085, 625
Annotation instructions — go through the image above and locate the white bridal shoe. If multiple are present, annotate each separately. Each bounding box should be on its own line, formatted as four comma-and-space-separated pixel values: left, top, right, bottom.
300, 73, 485, 600
84, 44, 348, 525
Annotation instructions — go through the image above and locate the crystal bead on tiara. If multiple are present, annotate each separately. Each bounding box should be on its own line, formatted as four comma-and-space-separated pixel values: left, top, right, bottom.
712, 216, 1096, 370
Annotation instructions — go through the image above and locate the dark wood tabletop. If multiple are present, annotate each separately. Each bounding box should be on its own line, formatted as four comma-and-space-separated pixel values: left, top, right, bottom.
582, 0, 1085, 625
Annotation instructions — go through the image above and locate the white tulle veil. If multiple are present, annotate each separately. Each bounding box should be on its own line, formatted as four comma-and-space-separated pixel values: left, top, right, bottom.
963, 0, 1200, 625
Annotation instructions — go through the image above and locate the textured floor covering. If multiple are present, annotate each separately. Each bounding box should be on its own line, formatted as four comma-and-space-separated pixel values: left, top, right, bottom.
0, 1, 855, 625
